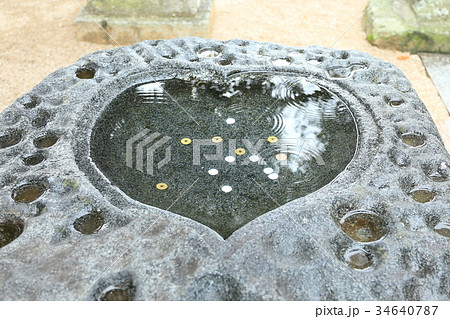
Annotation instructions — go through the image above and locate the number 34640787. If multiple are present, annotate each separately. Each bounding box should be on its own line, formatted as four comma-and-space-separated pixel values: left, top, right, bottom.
375, 306, 438, 316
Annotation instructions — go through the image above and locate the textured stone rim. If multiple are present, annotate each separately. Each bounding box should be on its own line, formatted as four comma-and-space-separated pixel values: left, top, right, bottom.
0, 38, 449, 300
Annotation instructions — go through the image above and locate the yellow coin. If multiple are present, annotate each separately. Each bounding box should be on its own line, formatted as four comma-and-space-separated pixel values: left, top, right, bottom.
212, 136, 223, 143
275, 153, 288, 161
181, 138, 192, 145
235, 148, 246, 155
267, 136, 278, 143
156, 183, 168, 190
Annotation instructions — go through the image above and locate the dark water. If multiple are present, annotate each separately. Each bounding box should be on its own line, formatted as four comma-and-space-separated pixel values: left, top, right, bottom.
91, 73, 358, 238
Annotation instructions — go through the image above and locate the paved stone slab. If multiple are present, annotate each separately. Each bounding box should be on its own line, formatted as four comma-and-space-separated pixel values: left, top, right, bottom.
0, 38, 449, 300
75, 0, 213, 44
420, 53, 450, 114
86, 0, 202, 18
364, 0, 450, 53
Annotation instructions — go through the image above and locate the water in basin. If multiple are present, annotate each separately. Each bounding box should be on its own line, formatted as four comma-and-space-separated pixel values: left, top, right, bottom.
91, 73, 358, 238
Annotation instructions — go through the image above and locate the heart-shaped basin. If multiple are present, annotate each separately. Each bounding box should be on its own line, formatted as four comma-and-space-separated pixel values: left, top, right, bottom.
91, 72, 357, 238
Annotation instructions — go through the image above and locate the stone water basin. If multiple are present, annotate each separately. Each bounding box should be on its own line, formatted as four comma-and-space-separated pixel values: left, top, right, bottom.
0, 38, 449, 300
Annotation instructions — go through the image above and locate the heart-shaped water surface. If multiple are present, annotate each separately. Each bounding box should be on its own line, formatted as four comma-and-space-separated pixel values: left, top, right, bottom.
91, 73, 357, 238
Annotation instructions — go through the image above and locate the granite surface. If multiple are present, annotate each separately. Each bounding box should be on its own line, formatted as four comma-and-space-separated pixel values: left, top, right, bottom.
0, 38, 449, 300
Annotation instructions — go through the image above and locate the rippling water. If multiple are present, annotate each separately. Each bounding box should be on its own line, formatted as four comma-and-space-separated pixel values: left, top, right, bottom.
91, 73, 358, 238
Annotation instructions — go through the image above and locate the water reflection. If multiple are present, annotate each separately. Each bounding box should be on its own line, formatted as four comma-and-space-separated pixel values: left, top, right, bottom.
91, 73, 357, 238
136, 82, 165, 104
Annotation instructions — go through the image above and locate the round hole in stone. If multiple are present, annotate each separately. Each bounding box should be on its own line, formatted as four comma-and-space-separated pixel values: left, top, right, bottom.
389, 99, 404, 107
401, 132, 426, 147
236, 40, 249, 46
340, 210, 387, 243
197, 48, 221, 58
90, 73, 358, 239
332, 51, 350, 59
73, 210, 105, 235
288, 50, 304, 57
33, 132, 59, 148
272, 58, 291, 66
388, 148, 410, 167
218, 59, 232, 66
22, 153, 45, 166
76, 68, 96, 79
22, 95, 41, 109
0, 131, 22, 149
422, 161, 449, 182
344, 247, 373, 270
162, 53, 176, 59
11, 182, 47, 204
307, 58, 323, 65
32, 111, 51, 128
99, 286, 130, 301
408, 187, 435, 203
0, 214, 24, 248
434, 222, 450, 238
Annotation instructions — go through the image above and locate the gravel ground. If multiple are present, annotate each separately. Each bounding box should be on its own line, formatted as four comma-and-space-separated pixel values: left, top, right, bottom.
0, 0, 449, 150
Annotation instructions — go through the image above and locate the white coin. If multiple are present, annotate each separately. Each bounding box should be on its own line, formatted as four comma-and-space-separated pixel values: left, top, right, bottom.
221, 185, 233, 193
225, 156, 236, 163
208, 169, 219, 176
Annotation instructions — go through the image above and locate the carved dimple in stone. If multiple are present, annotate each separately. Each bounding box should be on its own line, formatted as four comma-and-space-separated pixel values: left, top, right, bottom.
326, 63, 368, 79
12, 182, 47, 204
339, 210, 388, 243
0, 214, 24, 248
32, 111, 51, 128
0, 131, 22, 149
423, 161, 449, 182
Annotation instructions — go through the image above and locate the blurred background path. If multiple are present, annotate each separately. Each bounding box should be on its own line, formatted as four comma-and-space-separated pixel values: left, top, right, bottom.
0, 0, 448, 150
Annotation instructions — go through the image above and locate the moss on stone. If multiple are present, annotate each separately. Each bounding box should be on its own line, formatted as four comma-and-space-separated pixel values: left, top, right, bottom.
363, 0, 450, 53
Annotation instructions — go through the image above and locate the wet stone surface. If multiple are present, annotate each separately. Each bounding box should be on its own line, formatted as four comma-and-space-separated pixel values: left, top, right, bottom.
344, 247, 374, 270
92, 75, 357, 238
11, 183, 47, 204
0, 131, 22, 149
0, 215, 24, 248
99, 287, 131, 301
73, 210, 105, 235
339, 210, 387, 243
0, 38, 449, 300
